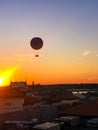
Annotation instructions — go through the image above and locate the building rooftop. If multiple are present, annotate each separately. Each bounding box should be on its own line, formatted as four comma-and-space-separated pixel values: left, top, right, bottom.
0, 87, 24, 98
24, 96, 42, 105
33, 122, 59, 129
63, 98, 98, 117
53, 93, 79, 102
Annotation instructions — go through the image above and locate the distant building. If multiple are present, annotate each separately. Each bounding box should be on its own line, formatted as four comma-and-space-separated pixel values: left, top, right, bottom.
63, 97, 98, 117
53, 92, 79, 105
10, 81, 27, 88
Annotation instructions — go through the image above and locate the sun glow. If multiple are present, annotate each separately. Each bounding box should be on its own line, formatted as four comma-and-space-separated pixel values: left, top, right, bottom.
0, 67, 17, 87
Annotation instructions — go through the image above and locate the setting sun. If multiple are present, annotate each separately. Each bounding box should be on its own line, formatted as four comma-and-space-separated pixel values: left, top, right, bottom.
0, 77, 4, 86
0, 67, 17, 87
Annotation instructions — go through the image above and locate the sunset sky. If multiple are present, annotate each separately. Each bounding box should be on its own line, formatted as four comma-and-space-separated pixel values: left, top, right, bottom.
0, 0, 98, 85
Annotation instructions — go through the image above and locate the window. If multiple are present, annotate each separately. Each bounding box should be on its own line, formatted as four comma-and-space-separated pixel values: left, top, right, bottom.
5, 102, 11, 106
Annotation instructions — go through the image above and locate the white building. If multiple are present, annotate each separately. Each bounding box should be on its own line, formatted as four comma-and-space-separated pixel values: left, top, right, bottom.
0, 87, 24, 114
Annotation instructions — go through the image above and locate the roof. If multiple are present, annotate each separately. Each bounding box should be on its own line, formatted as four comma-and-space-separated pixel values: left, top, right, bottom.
33, 122, 59, 129
58, 102, 80, 111
24, 96, 42, 105
63, 98, 98, 117
58, 104, 72, 110
0, 87, 24, 98
88, 118, 98, 123
53, 93, 79, 102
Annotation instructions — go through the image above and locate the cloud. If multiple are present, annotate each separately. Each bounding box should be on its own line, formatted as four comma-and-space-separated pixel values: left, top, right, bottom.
77, 50, 98, 60
82, 50, 90, 56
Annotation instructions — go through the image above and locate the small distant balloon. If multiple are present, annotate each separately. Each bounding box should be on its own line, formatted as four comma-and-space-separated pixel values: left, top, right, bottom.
30, 37, 43, 50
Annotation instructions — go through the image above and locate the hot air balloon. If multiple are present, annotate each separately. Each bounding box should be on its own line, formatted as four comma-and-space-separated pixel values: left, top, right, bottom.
30, 37, 43, 57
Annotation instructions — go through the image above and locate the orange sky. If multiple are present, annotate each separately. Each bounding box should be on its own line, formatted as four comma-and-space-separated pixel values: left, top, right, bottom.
0, 0, 98, 86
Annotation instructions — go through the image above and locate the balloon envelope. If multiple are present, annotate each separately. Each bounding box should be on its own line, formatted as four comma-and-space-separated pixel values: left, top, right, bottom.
30, 37, 43, 50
